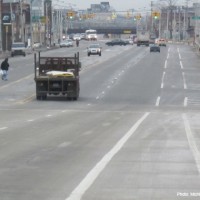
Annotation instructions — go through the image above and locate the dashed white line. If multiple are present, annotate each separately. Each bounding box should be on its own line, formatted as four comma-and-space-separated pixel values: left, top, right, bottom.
27, 119, 34, 122
164, 60, 167, 69
167, 53, 169, 59
161, 72, 165, 89
155, 96, 161, 107
184, 97, 188, 107
0, 127, 8, 130
65, 112, 150, 200
180, 61, 183, 69
182, 72, 187, 89
179, 53, 182, 60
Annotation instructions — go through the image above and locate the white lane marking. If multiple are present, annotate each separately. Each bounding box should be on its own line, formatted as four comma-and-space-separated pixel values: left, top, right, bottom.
168, 48, 170, 52
179, 53, 182, 60
65, 112, 150, 200
180, 61, 183, 69
164, 60, 167, 69
0, 127, 8, 130
184, 97, 188, 107
182, 72, 187, 89
155, 96, 161, 107
167, 53, 169, 59
182, 114, 200, 173
177, 47, 179, 53
27, 119, 34, 122
161, 72, 165, 89
46, 115, 52, 117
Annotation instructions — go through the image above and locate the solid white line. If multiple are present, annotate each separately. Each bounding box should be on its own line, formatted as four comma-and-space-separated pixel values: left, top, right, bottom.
155, 96, 161, 107
184, 97, 188, 107
65, 112, 150, 200
180, 61, 183, 69
182, 114, 200, 173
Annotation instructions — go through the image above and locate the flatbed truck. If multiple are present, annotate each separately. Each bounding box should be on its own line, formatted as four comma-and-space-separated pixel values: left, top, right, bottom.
34, 52, 81, 100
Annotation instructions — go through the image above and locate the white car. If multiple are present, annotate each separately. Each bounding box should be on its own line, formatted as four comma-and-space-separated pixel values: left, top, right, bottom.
11, 42, 26, 57
73, 34, 81, 41
60, 39, 73, 47
87, 44, 102, 56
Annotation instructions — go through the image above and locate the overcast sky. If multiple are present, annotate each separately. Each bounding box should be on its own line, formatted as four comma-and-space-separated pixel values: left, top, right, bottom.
66, 0, 188, 11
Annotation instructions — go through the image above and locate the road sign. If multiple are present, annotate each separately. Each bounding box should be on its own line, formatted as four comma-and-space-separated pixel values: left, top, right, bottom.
192, 16, 200, 20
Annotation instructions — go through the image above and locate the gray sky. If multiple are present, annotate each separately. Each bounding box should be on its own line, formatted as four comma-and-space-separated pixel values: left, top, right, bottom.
64, 0, 187, 11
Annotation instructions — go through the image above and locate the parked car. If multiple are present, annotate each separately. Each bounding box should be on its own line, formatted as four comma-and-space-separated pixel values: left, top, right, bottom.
59, 39, 73, 47
105, 39, 127, 46
33, 42, 42, 49
150, 44, 160, 53
87, 43, 102, 56
11, 42, 26, 57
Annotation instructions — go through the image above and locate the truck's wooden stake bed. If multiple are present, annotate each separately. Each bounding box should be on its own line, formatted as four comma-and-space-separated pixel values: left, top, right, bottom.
34, 52, 81, 100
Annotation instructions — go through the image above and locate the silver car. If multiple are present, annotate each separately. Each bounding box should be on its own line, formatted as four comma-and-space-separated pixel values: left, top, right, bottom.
59, 39, 73, 48
87, 44, 102, 56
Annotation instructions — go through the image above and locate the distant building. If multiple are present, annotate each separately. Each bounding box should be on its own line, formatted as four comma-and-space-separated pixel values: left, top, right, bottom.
90, 2, 110, 13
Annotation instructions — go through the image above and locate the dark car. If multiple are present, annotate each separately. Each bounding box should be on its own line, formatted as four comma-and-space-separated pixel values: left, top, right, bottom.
150, 44, 160, 53
105, 39, 127, 46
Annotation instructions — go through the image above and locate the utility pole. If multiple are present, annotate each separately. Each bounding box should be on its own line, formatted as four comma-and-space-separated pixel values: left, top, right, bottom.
30, 0, 34, 48
20, 0, 24, 42
10, 2, 14, 43
0, 0, 2, 52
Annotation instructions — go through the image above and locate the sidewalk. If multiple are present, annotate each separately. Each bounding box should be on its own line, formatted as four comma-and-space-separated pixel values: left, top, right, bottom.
0, 51, 11, 59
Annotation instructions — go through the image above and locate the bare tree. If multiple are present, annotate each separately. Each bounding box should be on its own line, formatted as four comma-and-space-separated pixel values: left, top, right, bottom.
162, 0, 178, 38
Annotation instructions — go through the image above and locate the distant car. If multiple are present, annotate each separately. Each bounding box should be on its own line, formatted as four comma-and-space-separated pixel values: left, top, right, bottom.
124, 38, 134, 45
80, 33, 86, 40
69, 34, 74, 40
87, 43, 102, 56
59, 39, 73, 48
105, 39, 127, 46
150, 44, 160, 53
158, 38, 167, 46
73, 34, 81, 41
11, 42, 26, 57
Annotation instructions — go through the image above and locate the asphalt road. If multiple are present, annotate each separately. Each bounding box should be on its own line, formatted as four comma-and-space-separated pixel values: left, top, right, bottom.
0, 40, 200, 200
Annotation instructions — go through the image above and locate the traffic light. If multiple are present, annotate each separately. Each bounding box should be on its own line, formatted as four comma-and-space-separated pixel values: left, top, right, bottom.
134, 14, 142, 20
67, 11, 75, 19
152, 11, 160, 19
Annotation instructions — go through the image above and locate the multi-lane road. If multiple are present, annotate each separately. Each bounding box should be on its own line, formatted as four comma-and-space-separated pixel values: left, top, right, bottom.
1, 39, 200, 200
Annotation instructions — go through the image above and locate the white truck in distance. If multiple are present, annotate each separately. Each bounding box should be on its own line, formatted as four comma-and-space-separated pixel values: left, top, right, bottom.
137, 31, 150, 46
85, 29, 97, 41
